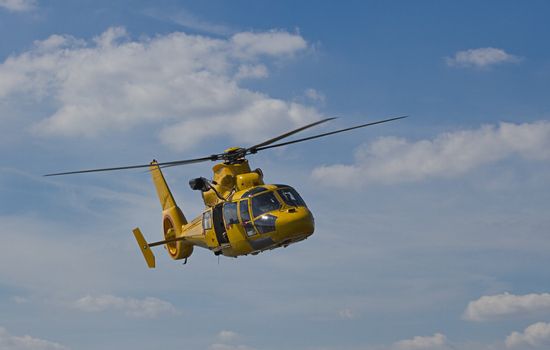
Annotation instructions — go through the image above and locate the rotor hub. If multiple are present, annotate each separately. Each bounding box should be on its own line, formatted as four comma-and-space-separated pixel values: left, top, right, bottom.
222, 147, 247, 163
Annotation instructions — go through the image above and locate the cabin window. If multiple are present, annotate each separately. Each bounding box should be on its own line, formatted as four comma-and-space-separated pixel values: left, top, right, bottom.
239, 200, 251, 222
251, 192, 280, 218
202, 210, 212, 230
239, 199, 256, 237
277, 187, 307, 207
223, 202, 239, 228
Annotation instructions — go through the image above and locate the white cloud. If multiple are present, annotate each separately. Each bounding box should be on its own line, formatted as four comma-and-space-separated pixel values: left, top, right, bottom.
464, 292, 550, 322
209, 330, 255, 350
0, 0, 35, 12
312, 121, 550, 187
32, 34, 85, 52
392, 333, 451, 350
338, 308, 357, 320
506, 322, 550, 349
144, 8, 232, 36
446, 47, 520, 68
235, 64, 268, 80
304, 88, 326, 103
0, 27, 317, 150
230, 30, 307, 58
0, 327, 68, 350
161, 100, 320, 150
217, 330, 239, 342
73, 294, 178, 318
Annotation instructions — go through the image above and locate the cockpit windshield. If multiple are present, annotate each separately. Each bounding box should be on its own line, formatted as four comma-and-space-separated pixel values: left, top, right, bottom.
251, 192, 280, 217
277, 187, 307, 207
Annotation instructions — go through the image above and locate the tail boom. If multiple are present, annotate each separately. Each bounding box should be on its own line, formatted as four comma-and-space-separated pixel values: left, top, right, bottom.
149, 160, 193, 261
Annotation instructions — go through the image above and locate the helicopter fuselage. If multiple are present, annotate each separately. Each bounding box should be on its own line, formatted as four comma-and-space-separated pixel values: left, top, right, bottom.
179, 184, 314, 257
133, 158, 314, 267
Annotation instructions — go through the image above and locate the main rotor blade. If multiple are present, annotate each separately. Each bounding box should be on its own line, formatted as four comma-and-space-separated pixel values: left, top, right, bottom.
246, 117, 336, 152
43, 155, 218, 177
44, 116, 406, 176
254, 116, 407, 152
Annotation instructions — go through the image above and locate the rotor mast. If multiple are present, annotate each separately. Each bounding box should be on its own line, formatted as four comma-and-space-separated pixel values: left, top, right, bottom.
201, 157, 264, 207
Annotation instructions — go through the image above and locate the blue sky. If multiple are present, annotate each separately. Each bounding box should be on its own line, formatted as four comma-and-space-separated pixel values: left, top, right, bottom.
1, 1, 550, 349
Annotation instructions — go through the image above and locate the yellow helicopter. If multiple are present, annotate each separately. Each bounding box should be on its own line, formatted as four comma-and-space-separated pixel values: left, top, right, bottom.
46, 116, 406, 268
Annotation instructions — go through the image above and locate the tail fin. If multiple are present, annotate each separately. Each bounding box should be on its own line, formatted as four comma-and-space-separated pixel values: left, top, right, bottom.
149, 160, 188, 228
150, 160, 178, 211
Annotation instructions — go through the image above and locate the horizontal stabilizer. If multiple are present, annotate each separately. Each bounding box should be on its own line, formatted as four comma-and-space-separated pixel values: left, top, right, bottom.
132, 228, 155, 268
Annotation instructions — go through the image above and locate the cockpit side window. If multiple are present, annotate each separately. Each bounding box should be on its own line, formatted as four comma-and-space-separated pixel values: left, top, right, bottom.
239, 199, 256, 237
251, 192, 280, 218
239, 199, 251, 222
223, 202, 239, 228
277, 187, 307, 207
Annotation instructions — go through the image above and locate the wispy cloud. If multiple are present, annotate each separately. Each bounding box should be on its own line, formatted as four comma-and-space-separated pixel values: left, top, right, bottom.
0, 0, 36, 12
392, 333, 451, 350
0, 27, 317, 151
217, 330, 240, 342
506, 322, 550, 349
304, 88, 326, 103
209, 330, 255, 350
464, 292, 550, 322
73, 294, 178, 318
446, 47, 520, 68
312, 121, 550, 187
230, 30, 307, 58
0, 327, 69, 350
338, 307, 358, 320
144, 7, 233, 36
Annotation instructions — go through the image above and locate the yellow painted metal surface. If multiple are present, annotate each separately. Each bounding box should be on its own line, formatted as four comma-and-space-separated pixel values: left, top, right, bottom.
132, 228, 155, 268
149, 161, 193, 260
203, 160, 263, 207
133, 160, 315, 267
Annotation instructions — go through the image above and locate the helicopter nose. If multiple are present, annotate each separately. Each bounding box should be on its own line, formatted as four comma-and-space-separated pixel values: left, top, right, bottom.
275, 206, 314, 239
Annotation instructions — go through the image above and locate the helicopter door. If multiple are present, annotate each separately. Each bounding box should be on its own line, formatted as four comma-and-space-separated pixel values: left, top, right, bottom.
239, 199, 257, 237
212, 204, 229, 244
